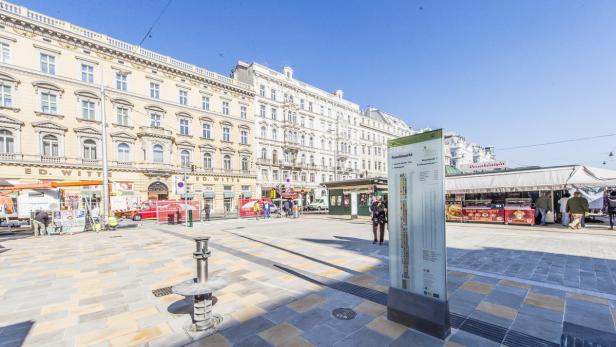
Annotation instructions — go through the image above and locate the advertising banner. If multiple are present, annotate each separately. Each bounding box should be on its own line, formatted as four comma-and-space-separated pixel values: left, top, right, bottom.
505, 209, 535, 225
462, 209, 504, 223
239, 198, 273, 217
387, 129, 447, 301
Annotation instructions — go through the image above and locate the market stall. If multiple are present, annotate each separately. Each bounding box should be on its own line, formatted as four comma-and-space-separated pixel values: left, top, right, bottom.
445, 165, 616, 225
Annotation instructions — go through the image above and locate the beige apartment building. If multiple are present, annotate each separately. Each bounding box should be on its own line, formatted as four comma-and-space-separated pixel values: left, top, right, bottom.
0, 2, 256, 213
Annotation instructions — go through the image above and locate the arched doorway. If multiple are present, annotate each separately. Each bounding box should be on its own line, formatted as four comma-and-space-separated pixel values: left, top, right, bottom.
147, 181, 168, 200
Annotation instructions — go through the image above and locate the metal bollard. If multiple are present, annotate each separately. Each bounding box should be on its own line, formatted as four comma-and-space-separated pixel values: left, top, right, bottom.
194, 237, 210, 283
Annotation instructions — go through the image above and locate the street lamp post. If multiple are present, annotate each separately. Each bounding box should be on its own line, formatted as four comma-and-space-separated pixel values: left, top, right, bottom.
99, 76, 110, 227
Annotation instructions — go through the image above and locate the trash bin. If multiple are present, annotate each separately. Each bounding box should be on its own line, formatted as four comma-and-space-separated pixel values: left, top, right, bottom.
167, 213, 175, 224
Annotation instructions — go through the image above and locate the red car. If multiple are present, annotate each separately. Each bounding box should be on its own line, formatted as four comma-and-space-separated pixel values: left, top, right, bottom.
124, 200, 195, 221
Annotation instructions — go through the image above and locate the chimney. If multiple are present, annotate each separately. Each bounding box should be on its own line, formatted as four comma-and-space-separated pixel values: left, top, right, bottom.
283, 66, 293, 79
334, 89, 343, 99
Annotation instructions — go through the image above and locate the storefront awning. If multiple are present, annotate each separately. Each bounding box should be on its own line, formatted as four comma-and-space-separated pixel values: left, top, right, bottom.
182, 193, 195, 199
203, 191, 215, 199
446, 165, 616, 194
241, 191, 252, 198
223, 191, 234, 198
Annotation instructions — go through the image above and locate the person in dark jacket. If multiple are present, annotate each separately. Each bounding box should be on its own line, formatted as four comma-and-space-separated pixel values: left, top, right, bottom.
370, 196, 387, 245
566, 192, 589, 229
203, 202, 211, 221
32, 209, 49, 236
607, 191, 616, 230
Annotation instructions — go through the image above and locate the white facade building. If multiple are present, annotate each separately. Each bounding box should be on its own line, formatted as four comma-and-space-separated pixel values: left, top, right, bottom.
444, 133, 495, 169
232, 63, 413, 201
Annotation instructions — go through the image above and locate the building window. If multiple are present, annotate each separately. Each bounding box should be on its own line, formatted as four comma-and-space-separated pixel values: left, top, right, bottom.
180, 149, 190, 168
260, 147, 267, 159
309, 137, 313, 147
260, 126, 266, 138
320, 105, 324, 115
321, 174, 325, 183
273, 170, 279, 181
152, 144, 164, 163
179, 90, 188, 105
222, 101, 229, 115
259, 84, 265, 97
310, 173, 315, 183
271, 89, 276, 100
149, 82, 160, 99
259, 104, 266, 117
40, 53, 55, 75
203, 152, 212, 169
40, 92, 57, 114
117, 143, 130, 162
116, 73, 127, 91
261, 169, 268, 180
42, 134, 59, 157
81, 64, 94, 83
0, 84, 12, 107
241, 157, 249, 172
271, 128, 277, 141
223, 154, 232, 170
0, 129, 14, 153
150, 113, 161, 127
222, 127, 230, 142
0, 42, 10, 63
202, 123, 211, 139
271, 108, 277, 120
179, 118, 189, 135
308, 102, 313, 112
81, 100, 96, 120
83, 139, 97, 160
240, 130, 248, 145
116, 106, 129, 126
202, 96, 210, 111
300, 99, 304, 109
240, 106, 247, 119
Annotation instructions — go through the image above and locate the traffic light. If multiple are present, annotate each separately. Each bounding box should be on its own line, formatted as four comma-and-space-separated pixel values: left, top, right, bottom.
190, 164, 197, 173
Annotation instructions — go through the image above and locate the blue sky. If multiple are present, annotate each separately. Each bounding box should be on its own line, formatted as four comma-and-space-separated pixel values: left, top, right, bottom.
14, 0, 616, 168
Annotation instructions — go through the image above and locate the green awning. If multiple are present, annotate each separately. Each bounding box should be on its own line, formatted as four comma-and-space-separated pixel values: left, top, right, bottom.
223, 191, 234, 198
203, 191, 215, 199
182, 193, 195, 199
241, 191, 252, 198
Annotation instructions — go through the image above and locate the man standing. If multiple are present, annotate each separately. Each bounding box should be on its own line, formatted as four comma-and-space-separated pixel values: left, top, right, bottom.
32, 209, 49, 237
203, 202, 211, 221
567, 191, 589, 229
253, 200, 261, 220
370, 196, 387, 245
263, 201, 271, 219
534, 193, 551, 226
558, 192, 571, 226
607, 191, 616, 230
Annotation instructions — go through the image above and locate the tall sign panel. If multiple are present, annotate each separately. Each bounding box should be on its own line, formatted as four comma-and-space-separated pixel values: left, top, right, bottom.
386, 129, 450, 339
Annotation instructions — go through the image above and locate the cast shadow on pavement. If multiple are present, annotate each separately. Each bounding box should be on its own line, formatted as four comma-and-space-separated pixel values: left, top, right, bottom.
0, 320, 34, 347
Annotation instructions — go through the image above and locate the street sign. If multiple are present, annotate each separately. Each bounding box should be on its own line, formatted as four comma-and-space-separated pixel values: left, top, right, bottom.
386, 129, 450, 339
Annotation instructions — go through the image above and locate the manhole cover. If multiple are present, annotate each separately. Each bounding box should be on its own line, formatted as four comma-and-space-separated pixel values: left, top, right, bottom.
332, 308, 356, 320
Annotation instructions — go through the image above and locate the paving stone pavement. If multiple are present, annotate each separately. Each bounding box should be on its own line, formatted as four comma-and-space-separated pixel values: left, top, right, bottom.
0, 216, 616, 346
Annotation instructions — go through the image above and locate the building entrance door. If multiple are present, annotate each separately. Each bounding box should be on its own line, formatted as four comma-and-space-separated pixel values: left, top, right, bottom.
147, 181, 169, 200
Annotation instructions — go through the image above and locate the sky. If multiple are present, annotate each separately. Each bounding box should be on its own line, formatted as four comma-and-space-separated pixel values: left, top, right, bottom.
13, 0, 616, 169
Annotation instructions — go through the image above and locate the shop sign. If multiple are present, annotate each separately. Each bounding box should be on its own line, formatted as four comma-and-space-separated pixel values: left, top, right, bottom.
505, 209, 535, 225
462, 209, 504, 223
460, 161, 507, 173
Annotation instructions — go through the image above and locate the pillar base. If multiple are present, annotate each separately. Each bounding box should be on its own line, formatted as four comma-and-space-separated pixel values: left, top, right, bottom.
387, 287, 451, 340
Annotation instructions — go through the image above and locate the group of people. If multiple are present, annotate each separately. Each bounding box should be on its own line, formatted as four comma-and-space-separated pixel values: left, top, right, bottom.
540, 191, 590, 229
251, 200, 274, 219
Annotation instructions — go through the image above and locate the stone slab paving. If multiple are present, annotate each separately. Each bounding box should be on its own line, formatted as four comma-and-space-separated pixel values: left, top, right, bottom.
0, 217, 615, 346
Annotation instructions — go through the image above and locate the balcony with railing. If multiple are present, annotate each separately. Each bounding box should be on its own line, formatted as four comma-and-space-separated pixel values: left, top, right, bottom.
137, 126, 174, 139
40, 155, 66, 163
81, 158, 101, 166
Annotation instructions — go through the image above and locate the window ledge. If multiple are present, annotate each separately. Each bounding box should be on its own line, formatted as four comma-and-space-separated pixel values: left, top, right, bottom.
111, 123, 134, 129
221, 140, 234, 144
76, 118, 101, 124
176, 133, 193, 138
199, 137, 214, 141
35, 111, 64, 119
0, 105, 20, 113
239, 142, 250, 146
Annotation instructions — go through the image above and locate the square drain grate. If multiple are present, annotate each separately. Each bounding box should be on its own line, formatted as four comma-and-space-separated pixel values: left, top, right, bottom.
152, 286, 173, 297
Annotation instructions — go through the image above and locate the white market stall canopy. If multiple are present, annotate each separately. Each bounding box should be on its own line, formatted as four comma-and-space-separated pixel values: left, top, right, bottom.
445, 165, 616, 194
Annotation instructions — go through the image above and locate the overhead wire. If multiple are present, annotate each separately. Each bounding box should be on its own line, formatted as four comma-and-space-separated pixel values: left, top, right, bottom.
495, 132, 616, 151
138, 0, 174, 46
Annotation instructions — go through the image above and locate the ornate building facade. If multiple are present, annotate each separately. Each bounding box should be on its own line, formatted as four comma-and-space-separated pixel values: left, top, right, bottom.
0, 1, 256, 212
443, 133, 496, 169
232, 62, 413, 201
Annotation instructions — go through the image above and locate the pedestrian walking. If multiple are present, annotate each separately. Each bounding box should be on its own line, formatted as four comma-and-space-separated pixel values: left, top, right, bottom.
607, 191, 616, 230
370, 196, 387, 245
203, 202, 211, 221
32, 209, 49, 237
558, 192, 571, 226
253, 200, 261, 220
283, 200, 290, 218
263, 201, 271, 219
567, 191, 589, 229
534, 193, 551, 225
